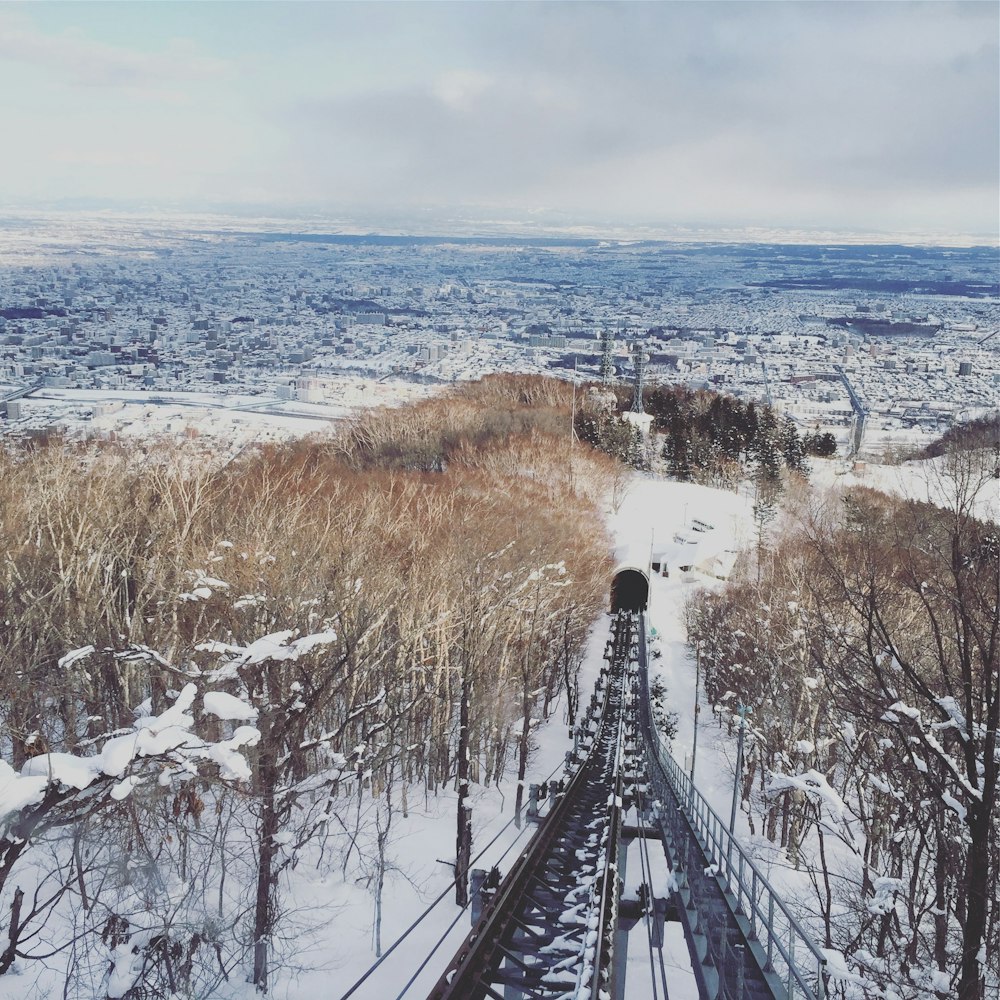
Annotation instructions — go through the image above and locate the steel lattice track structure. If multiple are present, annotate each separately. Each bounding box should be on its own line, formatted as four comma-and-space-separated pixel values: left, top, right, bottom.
428, 610, 828, 1000
427, 610, 638, 1000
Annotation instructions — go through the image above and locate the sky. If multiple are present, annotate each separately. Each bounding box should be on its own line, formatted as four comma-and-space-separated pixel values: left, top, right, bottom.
0, 1, 997, 239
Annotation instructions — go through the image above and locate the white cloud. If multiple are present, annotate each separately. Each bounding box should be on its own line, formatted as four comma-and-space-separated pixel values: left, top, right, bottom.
0, 2, 995, 236
432, 69, 494, 111
0, 10, 228, 90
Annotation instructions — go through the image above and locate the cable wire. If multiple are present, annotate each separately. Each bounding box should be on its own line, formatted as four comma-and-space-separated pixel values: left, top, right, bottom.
339, 811, 519, 1000
632, 625, 673, 1000
636, 614, 674, 999
392, 818, 534, 999
344, 625, 624, 999
393, 901, 469, 1000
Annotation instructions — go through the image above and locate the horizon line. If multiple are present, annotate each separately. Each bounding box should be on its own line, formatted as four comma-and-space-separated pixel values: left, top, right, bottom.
0, 204, 997, 250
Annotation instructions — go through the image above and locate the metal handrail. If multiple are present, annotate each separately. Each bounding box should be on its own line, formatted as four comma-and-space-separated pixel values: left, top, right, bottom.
638, 615, 828, 1000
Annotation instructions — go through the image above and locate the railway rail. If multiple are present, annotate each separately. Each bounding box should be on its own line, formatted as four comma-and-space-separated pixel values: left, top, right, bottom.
427, 610, 639, 1000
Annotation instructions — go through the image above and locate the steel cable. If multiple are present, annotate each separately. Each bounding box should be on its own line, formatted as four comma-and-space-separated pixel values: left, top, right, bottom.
631, 682, 661, 1000
339, 811, 521, 999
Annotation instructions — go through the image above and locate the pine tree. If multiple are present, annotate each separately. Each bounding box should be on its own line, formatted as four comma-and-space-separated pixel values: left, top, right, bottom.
780, 415, 807, 473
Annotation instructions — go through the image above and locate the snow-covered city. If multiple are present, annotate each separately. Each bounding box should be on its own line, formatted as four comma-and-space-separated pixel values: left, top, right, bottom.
1, 215, 997, 457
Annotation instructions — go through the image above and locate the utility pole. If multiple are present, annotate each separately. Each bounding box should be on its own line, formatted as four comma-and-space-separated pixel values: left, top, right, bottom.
570, 354, 577, 450
729, 704, 751, 844
689, 643, 701, 790
630, 341, 647, 415
570, 355, 578, 493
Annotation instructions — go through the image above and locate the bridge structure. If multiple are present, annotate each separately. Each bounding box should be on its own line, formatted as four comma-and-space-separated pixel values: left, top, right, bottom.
342, 575, 827, 1000
0, 378, 44, 409
833, 365, 868, 458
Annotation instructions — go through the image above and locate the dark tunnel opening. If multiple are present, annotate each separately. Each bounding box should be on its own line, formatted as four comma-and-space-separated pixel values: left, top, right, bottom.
610, 569, 649, 613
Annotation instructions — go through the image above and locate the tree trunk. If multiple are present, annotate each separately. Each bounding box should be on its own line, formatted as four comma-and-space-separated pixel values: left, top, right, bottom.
958, 808, 990, 1000
455, 674, 471, 907
514, 675, 532, 828
252, 733, 279, 992
0, 888, 23, 975
933, 825, 949, 990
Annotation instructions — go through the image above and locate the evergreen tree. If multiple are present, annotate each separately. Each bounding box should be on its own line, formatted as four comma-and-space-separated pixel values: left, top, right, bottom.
779, 415, 807, 473
803, 431, 837, 458
574, 410, 644, 468
751, 407, 782, 484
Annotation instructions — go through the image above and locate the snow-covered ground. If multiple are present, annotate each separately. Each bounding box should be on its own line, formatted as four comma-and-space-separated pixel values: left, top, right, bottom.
810, 453, 1000, 524
1, 378, 438, 453
610, 475, 754, 788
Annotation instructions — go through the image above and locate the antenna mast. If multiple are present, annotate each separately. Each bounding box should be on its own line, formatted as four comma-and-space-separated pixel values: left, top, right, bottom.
630, 340, 647, 414
600, 328, 616, 386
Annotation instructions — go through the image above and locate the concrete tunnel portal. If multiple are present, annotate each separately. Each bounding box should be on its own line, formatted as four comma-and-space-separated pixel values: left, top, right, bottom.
610, 567, 649, 613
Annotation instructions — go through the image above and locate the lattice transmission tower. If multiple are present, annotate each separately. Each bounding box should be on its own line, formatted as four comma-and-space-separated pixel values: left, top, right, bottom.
630, 341, 647, 414
599, 328, 616, 385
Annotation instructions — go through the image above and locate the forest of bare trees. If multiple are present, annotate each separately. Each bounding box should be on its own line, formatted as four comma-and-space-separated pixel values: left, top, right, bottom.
0, 376, 614, 997
5, 372, 993, 999
686, 450, 999, 1000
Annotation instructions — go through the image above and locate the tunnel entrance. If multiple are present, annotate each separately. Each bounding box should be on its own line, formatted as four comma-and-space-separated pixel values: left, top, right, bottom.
610, 569, 649, 613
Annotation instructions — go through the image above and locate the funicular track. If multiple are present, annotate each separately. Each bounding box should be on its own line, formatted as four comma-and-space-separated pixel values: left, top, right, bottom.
427, 611, 638, 1000
425, 607, 828, 1000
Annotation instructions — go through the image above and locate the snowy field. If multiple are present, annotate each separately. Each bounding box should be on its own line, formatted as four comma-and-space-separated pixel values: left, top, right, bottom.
810, 453, 1000, 524
1, 378, 438, 456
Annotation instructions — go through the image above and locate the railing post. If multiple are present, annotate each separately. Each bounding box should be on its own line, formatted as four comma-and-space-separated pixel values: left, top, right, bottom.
735, 854, 745, 915
725, 824, 734, 888
719, 819, 727, 882
787, 922, 796, 998
765, 894, 775, 972
470, 869, 487, 924
526, 783, 539, 823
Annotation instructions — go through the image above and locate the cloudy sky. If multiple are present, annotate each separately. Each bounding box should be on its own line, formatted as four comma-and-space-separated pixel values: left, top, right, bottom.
0, 1, 996, 237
